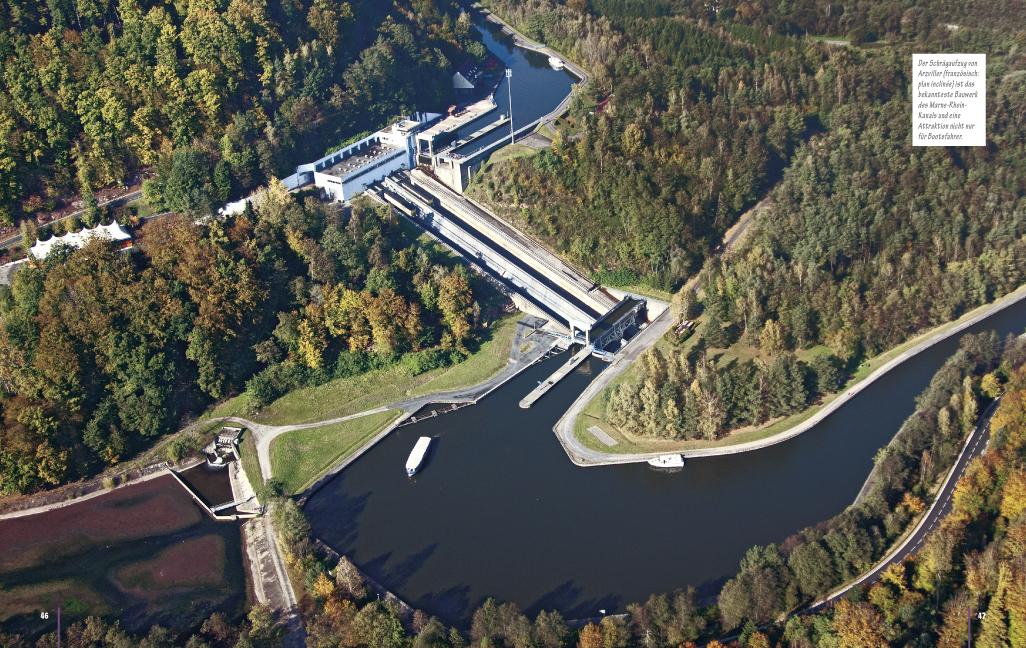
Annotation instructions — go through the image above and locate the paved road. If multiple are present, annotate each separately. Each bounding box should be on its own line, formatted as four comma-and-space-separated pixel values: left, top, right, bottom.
552, 307, 674, 464
550, 192, 762, 466
809, 398, 997, 610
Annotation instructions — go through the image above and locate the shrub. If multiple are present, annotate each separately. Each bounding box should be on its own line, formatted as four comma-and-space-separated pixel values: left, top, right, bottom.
165, 433, 203, 464
400, 348, 450, 376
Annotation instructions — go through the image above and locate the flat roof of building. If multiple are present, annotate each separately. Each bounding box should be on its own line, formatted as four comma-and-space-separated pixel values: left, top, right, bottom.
321, 141, 403, 179
416, 97, 497, 142
393, 119, 421, 134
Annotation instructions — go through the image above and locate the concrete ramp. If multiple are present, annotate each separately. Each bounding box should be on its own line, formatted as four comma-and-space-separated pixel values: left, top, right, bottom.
519, 346, 592, 408
409, 170, 618, 317
383, 174, 597, 338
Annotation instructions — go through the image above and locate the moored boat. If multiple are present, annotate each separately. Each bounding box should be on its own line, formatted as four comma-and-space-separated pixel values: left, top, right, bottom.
406, 437, 433, 476
548, 56, 564, 70
647, 454, 684, 469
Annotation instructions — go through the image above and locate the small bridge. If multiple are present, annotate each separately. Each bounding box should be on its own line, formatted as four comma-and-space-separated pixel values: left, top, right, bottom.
211, 497, 253, 513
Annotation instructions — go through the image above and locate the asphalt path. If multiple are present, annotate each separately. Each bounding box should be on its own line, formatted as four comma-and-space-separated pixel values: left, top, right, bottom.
809, 398, 997, 610
0, 190, 143, 249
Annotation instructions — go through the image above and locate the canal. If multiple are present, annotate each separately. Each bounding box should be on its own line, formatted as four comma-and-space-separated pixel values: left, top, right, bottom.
305, 297, 1026, 625
451, 14, 579, 157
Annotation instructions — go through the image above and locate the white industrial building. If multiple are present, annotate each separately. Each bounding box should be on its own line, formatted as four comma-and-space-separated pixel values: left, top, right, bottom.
301, 117, 429, 202
221, 112, 443, 215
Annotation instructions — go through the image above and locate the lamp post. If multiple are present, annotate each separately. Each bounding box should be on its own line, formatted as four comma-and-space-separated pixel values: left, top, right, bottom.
506, 68, 514, 144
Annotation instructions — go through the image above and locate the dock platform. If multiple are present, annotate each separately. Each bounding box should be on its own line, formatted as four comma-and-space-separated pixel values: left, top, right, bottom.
519, 346, 591, 408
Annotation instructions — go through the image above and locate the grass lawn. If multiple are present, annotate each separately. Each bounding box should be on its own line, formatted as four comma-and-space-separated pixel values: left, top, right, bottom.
607, 283, 674, 303
240, 430, 263, 491
207, 314, 523, 426
485, 143, 541, 165
409, 315, 522, 396
270, 410, 402, 494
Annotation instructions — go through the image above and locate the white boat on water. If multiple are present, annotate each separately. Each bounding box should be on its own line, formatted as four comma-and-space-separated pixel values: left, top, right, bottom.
647, 454, 684, 469
548, 56, 564, 70
406, 437, 433, 476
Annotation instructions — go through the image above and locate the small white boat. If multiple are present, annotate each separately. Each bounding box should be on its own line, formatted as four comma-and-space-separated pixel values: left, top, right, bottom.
548, 56, 564, 70
647, 454, 684, 469
406, 437, 433, 477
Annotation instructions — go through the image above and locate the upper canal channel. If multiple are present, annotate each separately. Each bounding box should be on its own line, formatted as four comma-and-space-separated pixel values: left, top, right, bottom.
449, 13, 579, 156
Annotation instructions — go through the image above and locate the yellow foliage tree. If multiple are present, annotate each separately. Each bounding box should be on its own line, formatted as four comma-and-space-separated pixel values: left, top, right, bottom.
999, 469, 1026, 521
297, 318, 326, 369
900, 492, 925, 516
576, 623, 602, 648
312, 571, 336, 600
831, 599, 888, 648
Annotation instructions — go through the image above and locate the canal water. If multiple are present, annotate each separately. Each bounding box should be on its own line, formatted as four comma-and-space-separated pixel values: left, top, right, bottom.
451, 16, 579, 157
305, 296, 1026, 624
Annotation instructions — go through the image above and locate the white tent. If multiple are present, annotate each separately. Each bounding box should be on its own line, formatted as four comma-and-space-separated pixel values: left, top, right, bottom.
30, 221, 132, 259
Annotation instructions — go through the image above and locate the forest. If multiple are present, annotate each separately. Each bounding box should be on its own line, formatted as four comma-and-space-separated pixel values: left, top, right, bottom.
0, 185, 487, 496
0, 0, 484, 228
472, 0, 1026, 441
474, 0, 1026, 294
605, 40, 1026, 441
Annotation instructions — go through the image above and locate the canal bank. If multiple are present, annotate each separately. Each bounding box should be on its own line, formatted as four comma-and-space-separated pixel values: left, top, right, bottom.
557, 280, 1026, 465
304, 291, 1026, 626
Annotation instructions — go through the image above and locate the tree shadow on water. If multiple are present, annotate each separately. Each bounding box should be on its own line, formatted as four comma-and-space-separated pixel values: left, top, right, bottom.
416, 584, 473, 626
305, 484, 371, 550
527, 580, 620, 621
382, 543, 438, 589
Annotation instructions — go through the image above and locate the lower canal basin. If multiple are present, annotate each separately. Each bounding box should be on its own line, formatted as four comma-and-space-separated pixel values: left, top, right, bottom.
305, 296, 1026, 625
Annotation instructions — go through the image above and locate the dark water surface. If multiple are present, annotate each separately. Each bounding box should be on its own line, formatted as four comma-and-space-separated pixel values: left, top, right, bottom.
306, 297, 1026, 624
179, 463, 236, 508
452, 17, 578, 156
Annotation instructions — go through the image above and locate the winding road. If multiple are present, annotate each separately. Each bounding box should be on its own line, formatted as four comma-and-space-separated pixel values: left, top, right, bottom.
810, 397, 996, 610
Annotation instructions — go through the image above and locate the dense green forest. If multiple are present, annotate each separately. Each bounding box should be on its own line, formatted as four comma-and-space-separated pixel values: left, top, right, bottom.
0, 186, 489, 495
473, 0, 812, 288
606, 41, 1026, 441
0, 0, 484, 226
473, 0, 1026, 292
473, 0, 1026, 441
